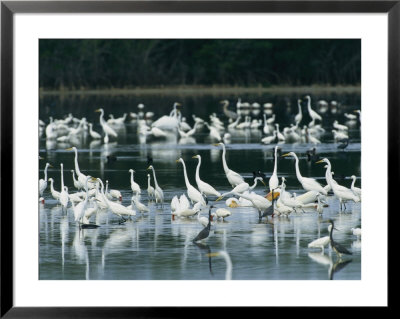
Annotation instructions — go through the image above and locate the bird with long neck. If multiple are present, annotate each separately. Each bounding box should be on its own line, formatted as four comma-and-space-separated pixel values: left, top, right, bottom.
269, 146, 279, 192
59, 163, 69, 211
282, 152, 327, 195
176, 158, 206, 206
39, 162, 51, 196
214, 142, 244, 187
147, 165, 164, 206
192, 155, 221, 198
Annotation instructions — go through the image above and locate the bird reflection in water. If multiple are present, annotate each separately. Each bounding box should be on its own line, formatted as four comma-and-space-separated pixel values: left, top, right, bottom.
308, 252, 352, 280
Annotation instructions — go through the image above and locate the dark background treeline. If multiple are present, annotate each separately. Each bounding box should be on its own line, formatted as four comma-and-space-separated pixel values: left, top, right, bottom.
39, 39, 361, 90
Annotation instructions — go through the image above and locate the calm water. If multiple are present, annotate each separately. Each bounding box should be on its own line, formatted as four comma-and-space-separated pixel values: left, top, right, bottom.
39, 92, 361, 280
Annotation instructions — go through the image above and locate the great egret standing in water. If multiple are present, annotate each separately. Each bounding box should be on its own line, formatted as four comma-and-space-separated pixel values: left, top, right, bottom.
147, 165, 164, 206
214, 142, 244, 187
176, 158, 206, 206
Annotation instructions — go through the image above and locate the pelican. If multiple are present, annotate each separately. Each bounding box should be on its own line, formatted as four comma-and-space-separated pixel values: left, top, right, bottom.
192, 155, 221, 198
282, 152, 327, 195
230, 191, 272, 220
214, 142, 244, 187
176, 158, 206, 206
216, 177, 264, 201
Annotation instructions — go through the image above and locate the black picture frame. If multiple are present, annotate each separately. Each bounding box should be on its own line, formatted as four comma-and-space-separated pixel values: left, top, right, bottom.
1, 0, 394, 317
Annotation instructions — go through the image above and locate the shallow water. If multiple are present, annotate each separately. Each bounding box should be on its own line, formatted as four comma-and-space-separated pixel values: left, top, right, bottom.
39, 93, 361, 280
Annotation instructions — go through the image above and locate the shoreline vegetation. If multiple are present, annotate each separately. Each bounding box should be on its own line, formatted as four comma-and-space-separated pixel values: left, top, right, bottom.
39, 84, 361, 97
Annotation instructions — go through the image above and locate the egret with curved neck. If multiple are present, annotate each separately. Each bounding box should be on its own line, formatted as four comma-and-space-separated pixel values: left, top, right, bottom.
269, 146, 279, 192
192, 155, 221, 198
147, 165, 164, 206
282, 152, 327, 195
214, 142, 244, 187
176, 158, 206, 206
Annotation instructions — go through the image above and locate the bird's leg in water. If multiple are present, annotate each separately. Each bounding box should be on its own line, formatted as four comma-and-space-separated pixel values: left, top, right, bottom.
204, 196, 208, 205
119, 216, 127, 224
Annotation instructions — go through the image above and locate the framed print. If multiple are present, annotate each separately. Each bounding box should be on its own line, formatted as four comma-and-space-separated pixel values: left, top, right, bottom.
1, 0, 395, 316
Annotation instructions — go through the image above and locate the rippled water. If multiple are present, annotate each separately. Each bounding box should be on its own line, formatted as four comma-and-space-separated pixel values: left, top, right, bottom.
39, 92, 361, 280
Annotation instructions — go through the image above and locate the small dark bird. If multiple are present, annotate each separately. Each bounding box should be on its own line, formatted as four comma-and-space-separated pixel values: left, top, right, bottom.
327, 219, 352, 258
80, 224, 100, 229
106, 155, 117, 163
337, 139, 349, 151
306, 147, 320, 162
147, 155, 153, 166
253, 170, 267, 179
193, 205, 214, 243
261, 188, 276, 219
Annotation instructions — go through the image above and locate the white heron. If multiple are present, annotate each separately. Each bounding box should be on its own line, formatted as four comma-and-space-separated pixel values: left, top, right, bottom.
294, 99, 303, 124
214, 142, 244, 187
176, 158, 206, 206
59, 163, 69, 211
129, 169, 141, 195
95, 108, 118, 138
305, 95, 322, 122
192, 155, 221, 198
308, 224, 333, 251
282, 152, 327, 195
269, 146, 279, 192
216, 177, 264, 201
204, 122, 222, 142
73, 176, 92, 224
88, 123, 101, 139
147, 174, 155, 201
350, 175, 361, 200
39, 162, 51, 196
48, 177, 60, 200
66, 147, 95, 190
147, 165, 164, 206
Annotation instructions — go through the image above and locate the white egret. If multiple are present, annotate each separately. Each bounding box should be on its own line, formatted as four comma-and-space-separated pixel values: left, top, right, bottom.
48, 177, 60, 200
105, 180, 122, 201
59, 164, 69, 211
279, 177, 305, 211
173, 195, 203, 218
308, 224, 333, 251
217, 177, 264, 201
231, 191, 272, 220
305, 95, 322, 122
70, 170, 81, 190
129, 169, 141, 195
212, 208, 232, 221
131, 196, 149, 213
39, 162, 51, 196
192, 155, 221, 198
261, 131, 277, 144
95, 178, 136, 223
88, 123, 101, 139
151, 102, 181, 130
95, 108, 118, 138
204, 122, 222, 142
176, 158, 206, 206
147, 174, 155, 201
66, 147, 95, 189
317, 158, 360, 210
333, 120, 348, 131
282, 152, 327, 195
73, 176, 92, 224
294, 99, 303, 124
214, 142, 244, 187
147, 165, 164, 206
269, 146, 279, 192
350, 175, 361, 200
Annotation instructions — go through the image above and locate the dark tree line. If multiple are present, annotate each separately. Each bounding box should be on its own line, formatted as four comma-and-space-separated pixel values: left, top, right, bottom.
39, 39, 360, 90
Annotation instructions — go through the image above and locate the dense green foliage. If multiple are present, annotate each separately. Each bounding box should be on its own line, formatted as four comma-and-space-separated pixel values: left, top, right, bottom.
39, 39, 360, 90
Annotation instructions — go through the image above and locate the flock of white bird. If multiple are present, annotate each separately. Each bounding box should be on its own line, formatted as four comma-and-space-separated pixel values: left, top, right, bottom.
39, 96, 361, 259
